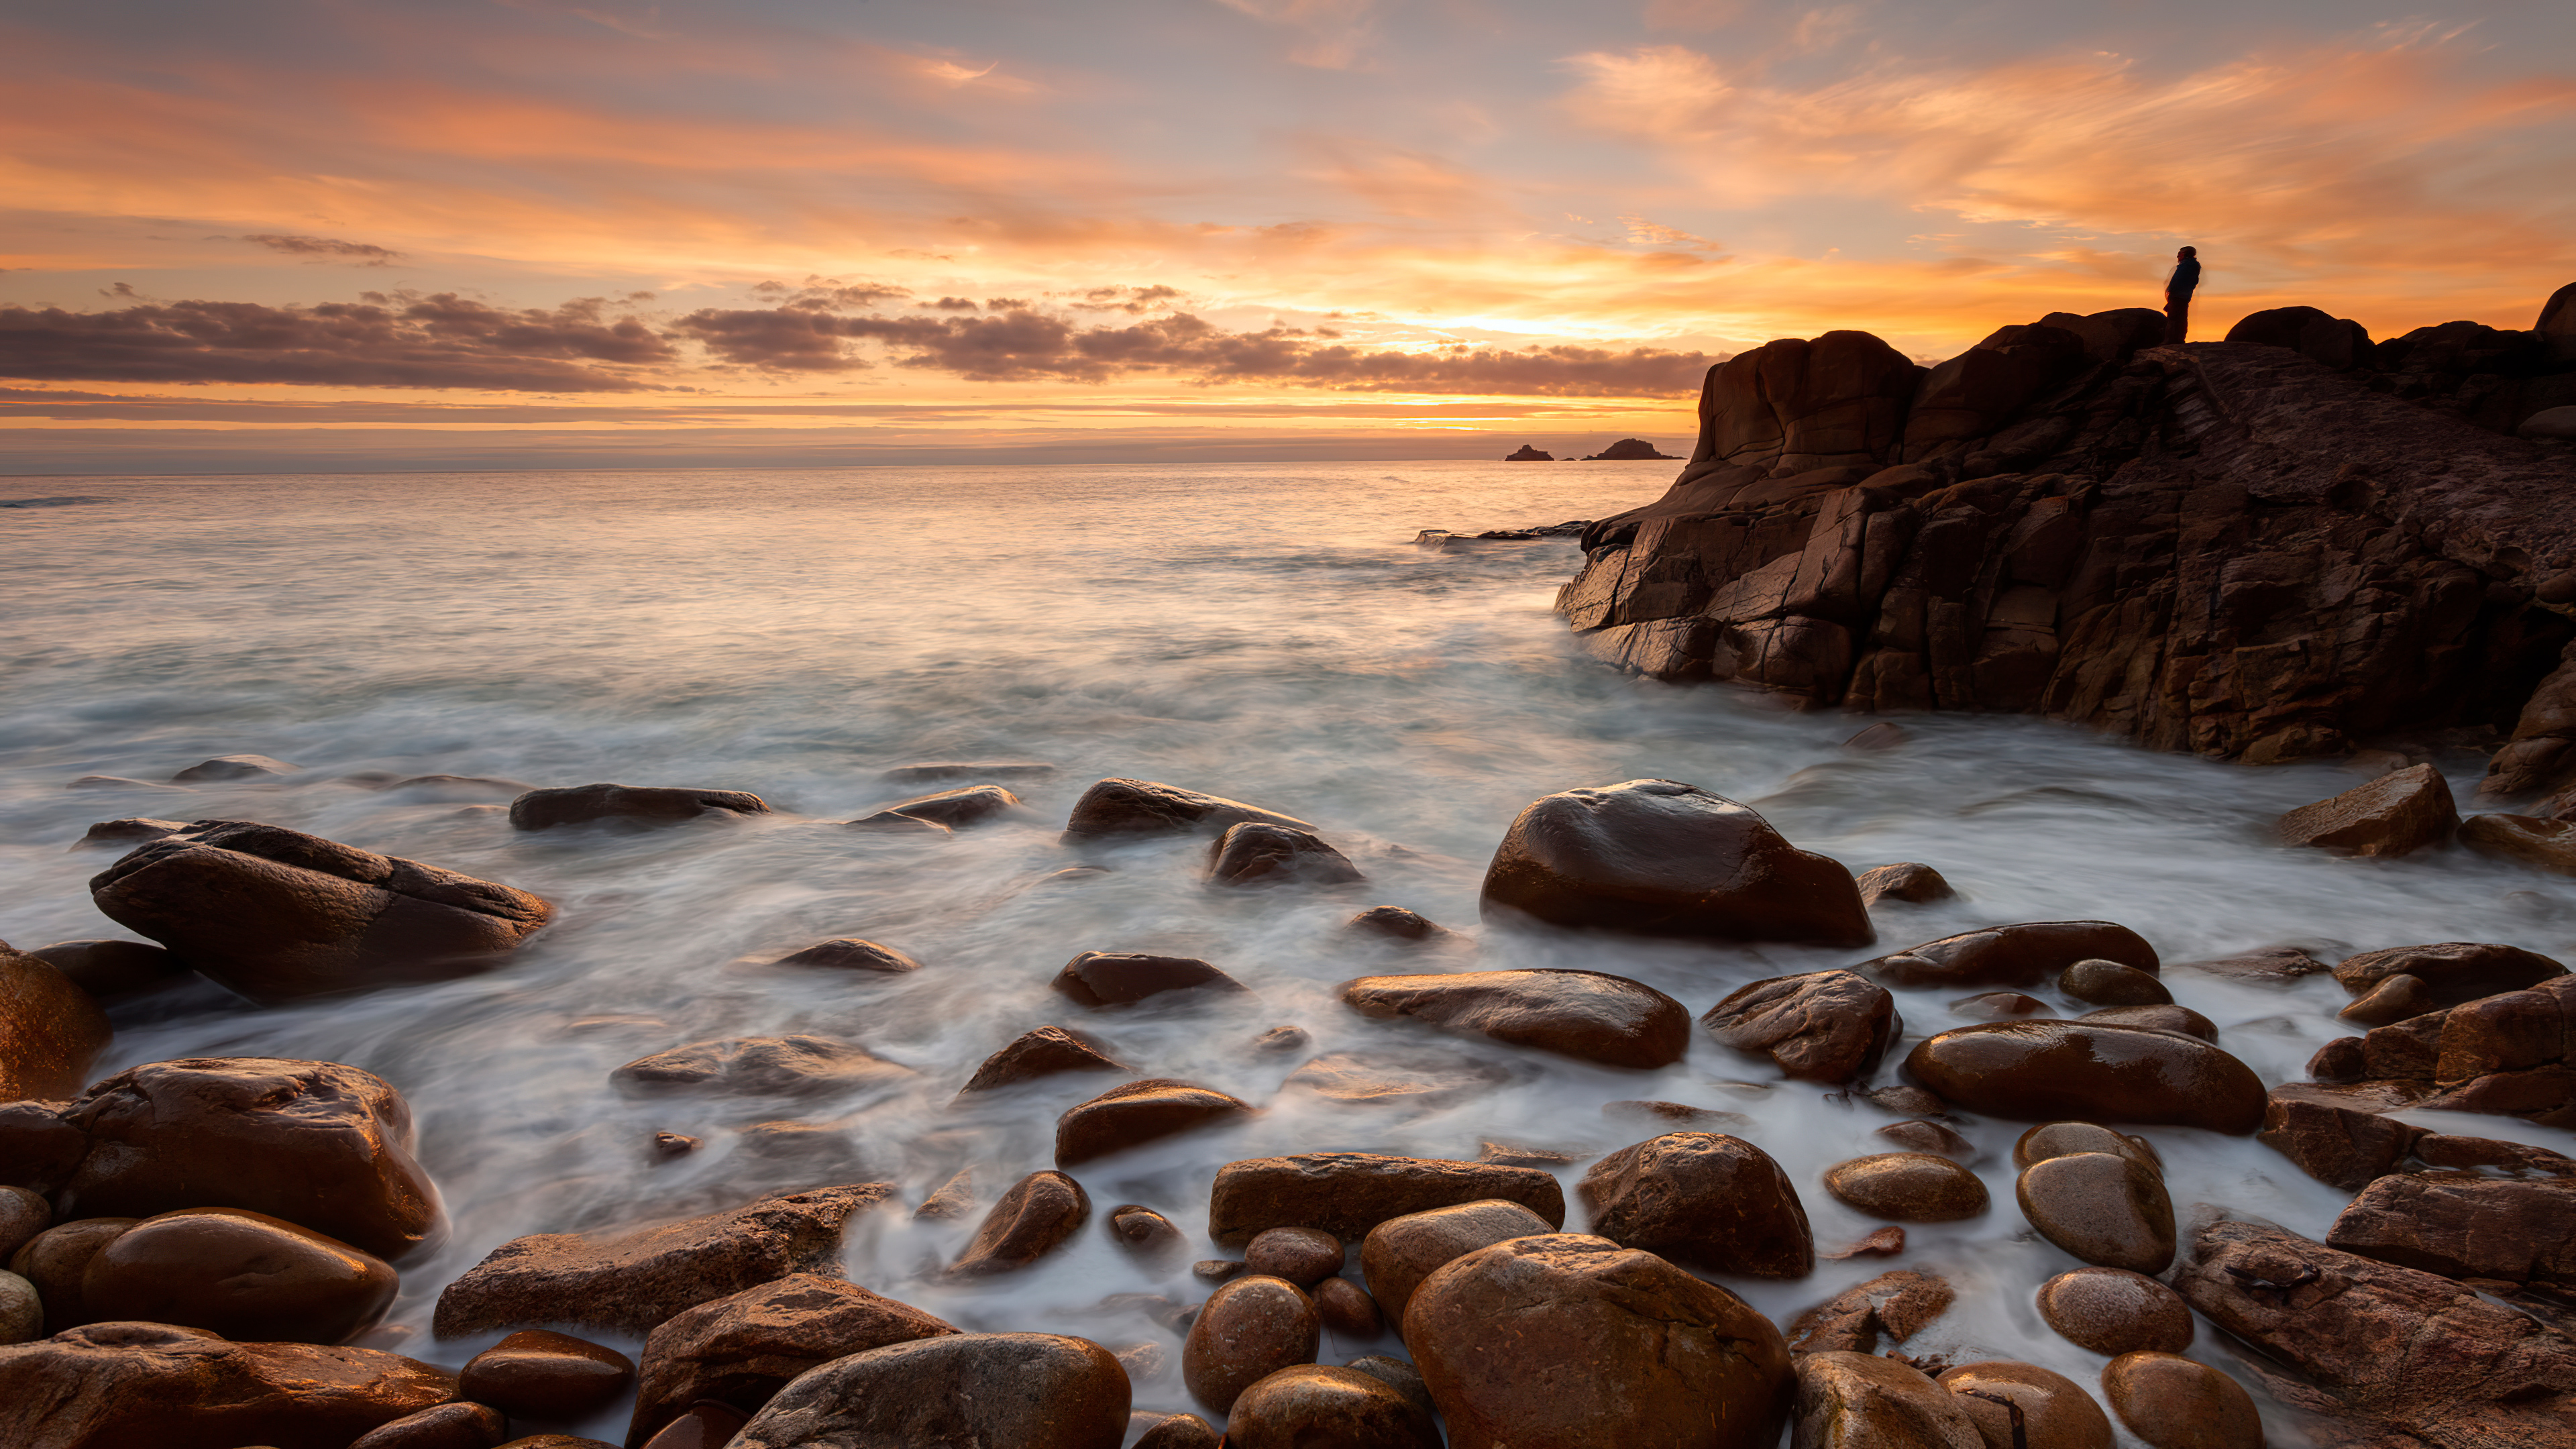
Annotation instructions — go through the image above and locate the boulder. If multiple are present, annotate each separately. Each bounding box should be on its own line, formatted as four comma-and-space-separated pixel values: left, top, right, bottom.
950, 1171, 1090, 1276
852, 784, 1025, 830
1051, 951, 1247, 1006
88, 822, 552, 1003
81, 1207, 397, 1344
2015, 1152, 2176, 1275
2276, 763, 2458, 856
1106, 1205, 1186, 1265
2076, 1004, 2214, 1040
0, 941, 111, 1101
1282, 1050, 1511, 1106
2256, 1081, 2426, 1189
1205, 822, 1364, 886
1935, 1361, 2114, 1449
74, 818, 188, 849
2339, 973, 2437, 1025
2099, 1352, 2262, 1449
957, 1026, 1128, 1094
1055, 1079, 1254, 1166
610, 1036, 910, 1097
0, 1270, 37, 1344
1784, 1270, 1955, 1355
1480, 780, 1873, 946
58, 1057, 439, 1260
0, 1321, 455, 1449
1344, 906, 1455, 943
1244, 1227, 1344, 1287
458, 1330, 633, 1420
2171, 947, 2331, 981
1062, 779, 1311, 839
626, 1273, 955, 1442
729, 1332, 1128, 1448
172, 753, 300, 782
29, 938, 193, 1001
1821, 1153, 1988, 1222
1406, 1233, 1794, 1449
2174, 1219, 2576, 1446
0, 1102, 85, 1196
2226, 305, 2376, 370
1505, 445, 1554, 462
1904, 1022, 2265, 1132
1855, 862, 1957, 906
2326, 1171, 2576, 1286
1578, 1132, 1813, 1278
348, 1401, 511, 1449
1182, 1275, 1320, 1411
2035, 1268, 2192, 1356
1794, 1351, 1982, 1449
1360, 1199, 1557, 1331
2332, 940, 2566, 1009
2460, 812, 2576, 875
508, 784, 769, 830
0, 1187, 46, 1264
1312, 1276, 1382, 1336
2057, 959, 2169, 1006
2020, 1122, 2164, 1173
1224, 1364, 1437, 1447
1701, 969, 1900, 1083
1862, 922, 2157, 989
1207, 1153, 1564, 1247
433, 1183, 891, 1337
9, 1218, 134, 1334
1340, 968, 1690, 1069
768, 938, 920, 973
1875, 1119, 1976, 1161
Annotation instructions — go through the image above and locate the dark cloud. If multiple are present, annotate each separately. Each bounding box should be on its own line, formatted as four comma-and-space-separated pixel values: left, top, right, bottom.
1069, 284, 1183, 313
753, 277, 911, 309
922, 296, 981, 311
234, 234, 407, 264
0, 294, 673, 390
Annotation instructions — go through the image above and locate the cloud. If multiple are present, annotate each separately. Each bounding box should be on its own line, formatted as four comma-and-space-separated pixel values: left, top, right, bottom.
234, 234, 406, 264
0, 294, 672, 390
1216, 0, 1378, 69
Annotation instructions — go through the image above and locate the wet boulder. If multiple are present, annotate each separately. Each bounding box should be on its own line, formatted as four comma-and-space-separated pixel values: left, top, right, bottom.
2100, 1351, 2263, 1449
850, 783, 1026, 830
1822, 1153, 1988, 1222
2326, 1171, 2576, 1287
1206, 822, 1365, 886
1183, 1275, 1320, 1412
2255, 1081, 2426, 1189
1244, 1226, 1344, 1287
2057, 959, 2169, 1006
1578, 1132, 1814, 1278
610, 1035, 911, 1097
1345, 906, 1455, 943
74, 817, 189, 849
1132, 1412, 1220, 1448
1406, 1233, 1794, 1449
2016, 1152, 2176, 1274
88, 821, 553, 1003
1207, 1153, 1565, 1247
950, 1171, 1090, 1276
458, 1329, 634, 1421
1311, 1277, 1383, 1337
2076, 1004, 2214, 1040
2011, 1122, 2161, 1174
1340, 968, 1690, 1069
172, 753, 299, 782
627, 1273, 956, 1442
1106, 1205, 1187, 1265
1701, 969, 1900, 1083
81, 1207, 398, 1344
1052, 951, 1248, 1006
1855, 861, 1958, 906
9, 1218, 134, 1334
1224, 1364, 1440, 1448
2037, 1268, 2192, 1356
768, 938, 920, 973
1904, 1022, 2265, 1132
2459, 812, 2576, 875
0, 1322, 455, 1449
1863, 922, 2156, 989
1055, 1079, 1254, 1166
59, 1057, 440, 1260
1935, 1361, 2114, 1449
508, 783, 769, 830
1783, 1269, 1954, 1355
348, 1401, 510, 1449
29, 938, 193, 1002
2332, 940, 2566, 1010
1795, 1351, 1982, 1449
1360, 1199, 1558, 1330
433, 1183, 891, 1337
1063, 778, 1312, 839
731, 1332, 1129, 1449
957, 1025, 1129, 1095
0, 1187, 46, 1264
1478, 780, 1874, 946
0, 941, 111, 1101
2275, 763, 2458, 856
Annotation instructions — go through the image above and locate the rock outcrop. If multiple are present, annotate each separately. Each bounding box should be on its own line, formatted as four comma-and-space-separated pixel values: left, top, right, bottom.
1584, 439, 1680, 461
1505, 445, 1554, 462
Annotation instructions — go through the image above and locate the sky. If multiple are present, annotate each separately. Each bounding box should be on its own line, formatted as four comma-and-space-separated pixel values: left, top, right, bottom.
4, 0, 2573, 473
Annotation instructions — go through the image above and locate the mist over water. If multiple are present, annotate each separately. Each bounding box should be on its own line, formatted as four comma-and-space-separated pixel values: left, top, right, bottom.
3, 462, 2565, 1442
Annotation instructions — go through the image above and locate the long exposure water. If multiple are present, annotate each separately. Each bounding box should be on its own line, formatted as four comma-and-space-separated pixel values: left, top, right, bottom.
5, 462, 2567, 1444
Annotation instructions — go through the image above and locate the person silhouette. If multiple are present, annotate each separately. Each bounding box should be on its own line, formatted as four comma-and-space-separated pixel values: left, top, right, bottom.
2164, 246, 2201, 343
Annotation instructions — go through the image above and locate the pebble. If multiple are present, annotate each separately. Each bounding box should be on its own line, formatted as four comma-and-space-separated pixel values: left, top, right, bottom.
1181, 1275, 1320, 1412
1222, 1363, 1442, 1448
1313, 1276, 1385, 1336
2013, 1122, 2162, 1174
0, 1270, 39, 1344
2100, 1351, 2264, 1449
0, 1187, 49, 1262
2059, 959, 2173, 1006
7, 1218, 135, 1335
2017, 1153, 2178, 1275
1938, 1360, 2116, 1449
1823, 1152, 1990, 1222
1876, 1119, 1978, 1161
1132, 1412, 1222, 1449
1245, 1226, 1344, 1286
458, 1329, 636, 1419
2036, 1267, 2194, 1355
80, 1208, 398, 1344
1107, 1204, 1187, 1265
348, 1401, 510, 1449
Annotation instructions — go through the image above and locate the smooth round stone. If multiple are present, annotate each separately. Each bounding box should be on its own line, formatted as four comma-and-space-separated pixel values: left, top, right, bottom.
635, 1402, 751, 1449
1055, 1079, 1254, 1166
1245, 1227, 1344, 1287
0, 1269, 39, 1344
2012, 1122, 2162, 1175
2077, 1004, 2216, 1042
1223, 1364, 1441, 1449
1823, 1153, 1990, 1222
1181, 1275, 1320, 1412
1953, 992, 2051, 1020
2059, 959, 2173, 1007
1132, 1412, 1222, 1449
0, 1187, 49, 1263
1875, 1120, 1978, 1161
348, 1401, 511, 1449
1107, 1204, 1187, 1264
458, 1328, 636, 1419
1795, 1350, 1982, 1449
1345, 1354, 1433, 1415
80, 1208, 399, 1345
2101, 1351, 2263, 1449
2017, 1154, 2177, 1275
1313, 1277, 1384, 1337
1905, 1022, 2264, 1134
1938, 1360, 2115, 1449
2037, 1268, 2194, 1356
7, 1218, 136, 1334
1358, 1199, 1558, 1330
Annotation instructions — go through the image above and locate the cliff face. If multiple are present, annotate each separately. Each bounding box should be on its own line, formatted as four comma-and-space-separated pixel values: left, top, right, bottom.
1557, 306, 2576, 790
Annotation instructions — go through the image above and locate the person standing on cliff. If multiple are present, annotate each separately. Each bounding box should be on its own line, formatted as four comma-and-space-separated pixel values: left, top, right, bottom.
2163, 246, 2201, 343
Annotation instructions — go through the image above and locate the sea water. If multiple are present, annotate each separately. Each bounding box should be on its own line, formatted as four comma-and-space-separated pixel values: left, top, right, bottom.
3, 462, 2566, 1444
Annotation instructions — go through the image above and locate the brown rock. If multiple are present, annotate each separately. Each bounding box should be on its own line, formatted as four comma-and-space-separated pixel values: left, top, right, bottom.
881, 761, 1057, 784
171, 753, 299, 781
2327, 1171, 2576, 1286
2076, 1004, 2215, 1040
1579, 1132, 1814, 1278
0, 1321, 455, 1449
1283, 1049, 1511, 1106
0, 1099, 87, 1195
951, 1170, 1090, 1276
349, 1401, 510, 1449
1342, 968, 1690, 1069
2036, 1268, 2192, 1356
1193, 1258, 1246, 1283
2171, 947, 2330, 982
2100, 1352, 2261, 1449
2016, 1152, 2176, 1275
1906, 1022, 2265, 1132
1796, 1350, 1983, 1449
730, 1332, 1129, 1448
957, 1025, 1128, 1095
1823, 1153, 1990, 1222
1131, 1412, 1220, 1448
1360, 1199, 1556, 1331
0, 940, 111, 1102
1875, 1120, 1977, 1161
2460, 812, 2576, 876
2010, 1124, 2161, 1174
1250, 1024, 1309, 1053
2412, 1132, 2576, 1174
74, 817, 189, 848
1856, 862, 1959, 906
2337, 972, 2438, 1026
89, 821, 551, 1002
0, 1187, 47, 1264
610, 1035, 910, 1097
1207, 1153, 1566, 1247
9, 1218, 133, 1334
1183, 1275, 1320, 1411
1605, 1098, 1756, 1130
1055, 1079, 1253, 1166
2058, 959, 2170, 1006
1245, 1226, 1344, 1287
1224, 1364, 1438, 1448
2332, 940, 2567, 1009
1937, 1361, 2114, 1449
1345, 906, 1453, 942
1346, 1353, 1433, 1413
2256, 1081, 2425, 1189
1478, 778, 1874, 946
59, 1057, 440, 1260
1206, 822, 1365, 885
625, 1271, 954, 1442
81, 1207, 397, 1344
1052, 951, 1247, 1006
1106, 1204, 1186, 1265
494, 1436, 616, 1448
1865, 922, 2156, 989
458, 1329, 633, 1420
509, 783, 768, 830
1406, 1232, 1794, 1449
0, 1269, 38, 1344
769, 938, 920, 972
1702, 969, 1901, 1083
1784, 1270, 1953, 1354
433, 1183, 890, 1337
1313, 1276, 1384, 1337
30, 938, 193, 1001
1063, 777, 1311, 839
855, 783, 1026, 829
636, 1403, 751, 1449
1953, 991, 2050, 1020
2275, 763, 2459, 856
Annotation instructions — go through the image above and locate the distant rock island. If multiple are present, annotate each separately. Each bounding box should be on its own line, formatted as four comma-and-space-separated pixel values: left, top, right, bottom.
1504, 444, 1555, 462
1583, 439, 1680, 460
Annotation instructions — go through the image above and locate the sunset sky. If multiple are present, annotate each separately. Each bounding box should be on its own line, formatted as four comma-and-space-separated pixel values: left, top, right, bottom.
5, 0, 2573, 472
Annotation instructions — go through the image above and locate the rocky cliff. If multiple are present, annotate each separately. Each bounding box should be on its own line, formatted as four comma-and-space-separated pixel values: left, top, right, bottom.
1558, 298, 2576, 796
